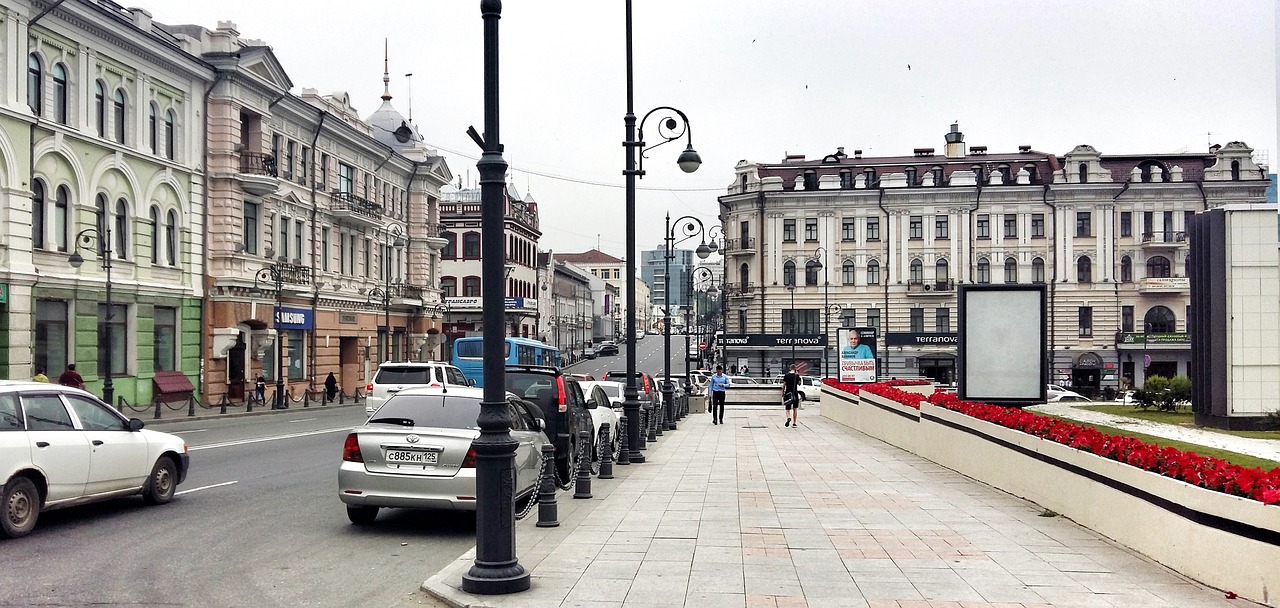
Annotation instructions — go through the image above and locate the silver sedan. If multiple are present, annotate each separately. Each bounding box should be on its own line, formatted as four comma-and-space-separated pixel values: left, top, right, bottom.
338, 387, 548, 524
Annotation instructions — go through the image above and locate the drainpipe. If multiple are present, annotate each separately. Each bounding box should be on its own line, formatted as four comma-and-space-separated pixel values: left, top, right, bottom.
756, 187, 766, 373
307, 110, 327, 387
401, 160, 426, 356
1041, 183, 1057, 379
199, 69, 231, 397
1194, 180, 1207, 211
967, 182, 983, 281
875, 187, 888, 379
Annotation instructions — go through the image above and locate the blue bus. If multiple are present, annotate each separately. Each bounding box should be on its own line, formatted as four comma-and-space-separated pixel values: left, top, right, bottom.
451, 336, 561, 387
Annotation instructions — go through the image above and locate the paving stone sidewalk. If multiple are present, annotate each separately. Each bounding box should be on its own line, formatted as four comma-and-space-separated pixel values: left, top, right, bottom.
421, 405, 1263, 608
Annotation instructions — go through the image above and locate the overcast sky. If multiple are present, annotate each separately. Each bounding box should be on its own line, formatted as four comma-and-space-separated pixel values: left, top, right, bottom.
154, 1, 1277, 259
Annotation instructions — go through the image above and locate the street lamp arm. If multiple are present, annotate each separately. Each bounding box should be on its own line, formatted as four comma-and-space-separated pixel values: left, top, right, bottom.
637, 106, 700, 175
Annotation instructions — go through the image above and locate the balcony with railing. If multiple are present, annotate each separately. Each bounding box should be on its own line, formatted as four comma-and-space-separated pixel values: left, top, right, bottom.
723, 282, 756, 297
391, 282, 426, 305
331, 191, 384, 228
1137, 276, 1190, 294
272, 261, 312, 287
1141, 231, 1187, 249
723, 237, 757, 255
237, 152, 279, 196
906, 279, 956, 296
423, 223, 449, 251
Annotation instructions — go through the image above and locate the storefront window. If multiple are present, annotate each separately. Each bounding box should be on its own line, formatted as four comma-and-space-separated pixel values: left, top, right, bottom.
286, 329, 306, 380
98, 304, 128, 379
35, 301, 68, 378
154, 307, 177, 371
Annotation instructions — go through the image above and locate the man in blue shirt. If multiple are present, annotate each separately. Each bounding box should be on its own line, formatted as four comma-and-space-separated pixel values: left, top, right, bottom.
707, 365, 732, 425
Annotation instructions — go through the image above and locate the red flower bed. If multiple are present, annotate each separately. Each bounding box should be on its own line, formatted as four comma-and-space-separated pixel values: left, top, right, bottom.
821, 378, 930, 396
825, 382, 1280, 506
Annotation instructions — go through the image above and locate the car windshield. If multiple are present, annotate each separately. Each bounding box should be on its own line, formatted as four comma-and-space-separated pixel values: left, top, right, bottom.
375, 367, 434, 384
505, 374, 558, 410
370, 394, 479, 429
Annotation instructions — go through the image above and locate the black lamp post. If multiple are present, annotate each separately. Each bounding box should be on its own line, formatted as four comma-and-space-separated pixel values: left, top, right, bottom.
368, 231, 406, 362
691, 266, 719, 370
622, 0, 701, 463
252, 265, 288, 410
462, 0, 527, 594
786, 282, 797, 367
811, 246, 828, 378
68, 226, 114, 406
662, 214, 717, 430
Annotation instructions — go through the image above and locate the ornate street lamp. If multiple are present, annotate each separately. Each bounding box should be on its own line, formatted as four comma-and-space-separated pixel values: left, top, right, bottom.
251, 265, 288, 410
623, 0, 701, 462
662, 214, 719, 429
68, 226, 114, 405
811, 246, 828, 378
461, 0, 527, 594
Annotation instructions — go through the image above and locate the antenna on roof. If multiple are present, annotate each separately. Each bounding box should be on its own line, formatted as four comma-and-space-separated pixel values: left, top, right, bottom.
381, 39, 392, 101
405, 73, 414, 122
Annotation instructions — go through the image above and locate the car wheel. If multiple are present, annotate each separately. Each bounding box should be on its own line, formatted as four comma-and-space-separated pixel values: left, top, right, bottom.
142, 457, 177, 505
347, 505, 379, 524
2, 476, 40, 539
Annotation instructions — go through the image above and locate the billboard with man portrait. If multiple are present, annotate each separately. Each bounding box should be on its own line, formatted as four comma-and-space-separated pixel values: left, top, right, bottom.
837, 327, 877, 383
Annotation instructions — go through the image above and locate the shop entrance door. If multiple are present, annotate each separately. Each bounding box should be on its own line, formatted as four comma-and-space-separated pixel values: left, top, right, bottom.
1071, 369, 1101, 398
340, 337, 360, 397
918, 357, 955, 385
228, 335, 246, 400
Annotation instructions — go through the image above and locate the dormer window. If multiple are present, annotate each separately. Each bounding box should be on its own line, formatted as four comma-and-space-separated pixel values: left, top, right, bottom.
802, 170, 817, 190
904, 167, 917, 186
839, 170, 852, 189
1230, 160, 1240, 181
863, 168, 876, 187
1078, 163, 1088, 183
931, 166, 943, 186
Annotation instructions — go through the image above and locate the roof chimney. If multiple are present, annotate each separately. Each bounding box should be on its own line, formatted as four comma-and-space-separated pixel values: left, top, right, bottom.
853, 149, 863, 159
944, 123, 965, 158
1018, 145, 1032, 153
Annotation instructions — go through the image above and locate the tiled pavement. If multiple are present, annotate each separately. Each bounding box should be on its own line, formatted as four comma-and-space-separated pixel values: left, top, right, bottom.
422, 404, 1262, 608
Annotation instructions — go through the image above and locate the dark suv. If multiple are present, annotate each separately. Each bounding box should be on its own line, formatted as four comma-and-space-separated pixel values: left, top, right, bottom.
601, 370, 656, 413
504, 366, 592, 484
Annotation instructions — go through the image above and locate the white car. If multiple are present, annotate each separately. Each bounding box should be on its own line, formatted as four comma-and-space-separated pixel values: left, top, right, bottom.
0, 381, 190, 539
1046, 384, 1092, 403
580, 383, 622, 464
579, 380, 625, 409
365, 362, 473, 414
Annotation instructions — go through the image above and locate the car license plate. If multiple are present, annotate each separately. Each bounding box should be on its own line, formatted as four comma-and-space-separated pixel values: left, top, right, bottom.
385, 449, 437, 465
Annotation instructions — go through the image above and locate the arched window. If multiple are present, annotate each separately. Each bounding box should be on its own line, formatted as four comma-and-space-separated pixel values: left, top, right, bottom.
1077, 256, 1092, 283
842, 261, 855, 285
904, 167, 917, 187
148, 102, 158, 154
462, 232, 480, 258
95, 194, 109, 256
1032, 257, 1045, 283
1139, 161, 1168, 183
866, 260, 880, 285
440, 276, 457, 298
976, 258, 990, 284
1078, 163, 1088, 183
149, 206, 160, 264
1120, 256, 1132, 282
935, 258, 949, 282
52, 63, 67, 124
27, 54, 42, 115
463, 276, 481, 297
1145, 255, 1171, 278
931, 166, 944, 186
839, 170, 852, 189
94, 81, 106, 137
804, 260, 821, 286
55, 185, 69, 252
441, 231, 456, 259
115, 198, 129, 259
165, 209, 178, 265
32, 180, 46, 249
164, 109, 176, 160
112, 88, 126, 144
802, 170, 817, 190
782, 260, 796, 286
1230, 160, 1241, 181
1144, 306, 1176, 333
1004, 257, 1018, 283
863, 168, 876, 187
739, 263, 749, 287
909, 259, 923, 284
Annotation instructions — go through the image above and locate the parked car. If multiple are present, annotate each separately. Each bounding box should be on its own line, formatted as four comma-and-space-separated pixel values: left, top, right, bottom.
1, 382, 190, 539
503, 366, 593, 484
596, 341, 619, 357
773, 375, 822, 401
569, 373, 596, 382
727, 375, 757, 385
365, 362, 473, 414
339, 387, 548, 523
1047, 384, 1092, 403
583, 347, 598, 360
583, 385, 622, 464
579, 380, 625, 409
601, 370, 657, 415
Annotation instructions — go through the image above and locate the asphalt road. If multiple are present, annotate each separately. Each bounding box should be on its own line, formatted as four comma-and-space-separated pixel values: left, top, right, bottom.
567, 331, 692, 379
0, 406, 474, 608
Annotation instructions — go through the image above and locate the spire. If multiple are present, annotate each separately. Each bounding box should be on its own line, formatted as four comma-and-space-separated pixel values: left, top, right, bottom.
381, 38, 392, 101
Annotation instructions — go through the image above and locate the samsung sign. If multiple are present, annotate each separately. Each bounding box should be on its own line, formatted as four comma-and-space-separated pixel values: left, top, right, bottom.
274, 306, 313, 329
719, 334, 827, 347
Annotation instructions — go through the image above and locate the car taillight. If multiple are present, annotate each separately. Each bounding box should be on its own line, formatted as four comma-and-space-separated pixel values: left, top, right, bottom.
342, 433, 364, 462
461, 447, 477, 468
556, 376, 568, 412
643, 375, 651, 394
365, 383, 374, 392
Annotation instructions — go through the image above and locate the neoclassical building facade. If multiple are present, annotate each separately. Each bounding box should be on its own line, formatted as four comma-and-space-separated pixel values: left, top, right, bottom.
718, 124, 1270, 395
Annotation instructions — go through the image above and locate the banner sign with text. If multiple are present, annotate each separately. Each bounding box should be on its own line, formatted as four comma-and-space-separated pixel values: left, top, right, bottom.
838, 327, 878, 383
719, 334, 827, 348
274, 306, 314, 330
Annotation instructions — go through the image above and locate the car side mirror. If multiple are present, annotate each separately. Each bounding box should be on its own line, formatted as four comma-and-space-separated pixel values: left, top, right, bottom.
128, 418, 145, 432
468, 378, 477, 386
535, 418, 545, 432
586, 400, 597, 409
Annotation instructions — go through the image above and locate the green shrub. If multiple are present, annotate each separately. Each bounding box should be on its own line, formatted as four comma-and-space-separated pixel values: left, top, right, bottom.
1132, 375, 1192, 412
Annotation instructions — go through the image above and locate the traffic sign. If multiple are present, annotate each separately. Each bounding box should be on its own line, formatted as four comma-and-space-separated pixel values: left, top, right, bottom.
699, 341, 707, 350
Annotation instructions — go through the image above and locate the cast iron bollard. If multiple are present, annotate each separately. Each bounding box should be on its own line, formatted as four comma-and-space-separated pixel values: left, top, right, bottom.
573, 430, 593, 499
637, 408, 648, 451
616, 416, 631, 465
667, 392, 678, 431
654, 397, 665, 437
536, 444, 559, 527
648, 404, 660, 442
598, 422, 614, 479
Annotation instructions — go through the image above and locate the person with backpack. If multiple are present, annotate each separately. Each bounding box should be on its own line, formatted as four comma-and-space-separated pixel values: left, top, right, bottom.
782, 364, 800, 427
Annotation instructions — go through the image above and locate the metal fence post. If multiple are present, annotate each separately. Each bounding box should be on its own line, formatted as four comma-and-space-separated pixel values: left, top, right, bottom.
535, 444, 559, 527
598, 422, 614, 479
616, 416, 631, 466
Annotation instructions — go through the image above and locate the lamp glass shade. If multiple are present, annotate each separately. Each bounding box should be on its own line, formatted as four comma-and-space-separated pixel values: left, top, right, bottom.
695, 243, 711, 259
707, 285, 719, 297
68, 252, 85, 268
707, 239, 719, 253
392, 236, 407, 248
676, 145, 701, 173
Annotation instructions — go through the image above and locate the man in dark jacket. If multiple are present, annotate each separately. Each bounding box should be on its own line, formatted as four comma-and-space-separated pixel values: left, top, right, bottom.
782, 364, 800, 427
58, 364, 85, 389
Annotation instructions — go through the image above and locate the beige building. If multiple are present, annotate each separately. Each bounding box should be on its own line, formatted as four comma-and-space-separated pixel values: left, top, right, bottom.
557, 249, 651, 337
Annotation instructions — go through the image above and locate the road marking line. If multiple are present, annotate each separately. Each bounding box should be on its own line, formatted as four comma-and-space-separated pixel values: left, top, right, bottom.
189, 427, 352, 451
288, 418, 318, 423
178, 429, 209, 433
176, 481, 238, 495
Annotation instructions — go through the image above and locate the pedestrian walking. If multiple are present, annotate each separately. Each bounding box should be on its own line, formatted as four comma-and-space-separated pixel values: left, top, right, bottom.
58, 364, 85, 389
708, 365, 731, 425
782, 364, 800, 427
324, 372, 339, 403
742, 365, 749, 377
32, 367, 49, 383
254, 374, 267, 403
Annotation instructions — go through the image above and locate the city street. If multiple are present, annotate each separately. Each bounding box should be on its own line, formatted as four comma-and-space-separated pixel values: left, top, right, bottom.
0, 406, 474, 607
567, 332, 694, 379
